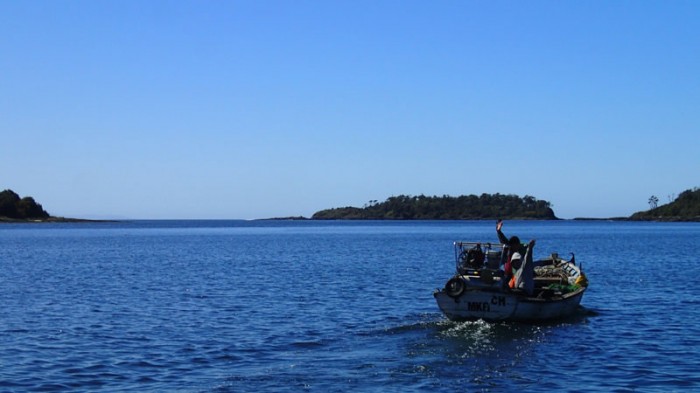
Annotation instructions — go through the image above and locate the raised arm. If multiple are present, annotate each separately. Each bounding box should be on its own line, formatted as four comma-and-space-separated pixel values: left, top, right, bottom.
496, 219, 509, 245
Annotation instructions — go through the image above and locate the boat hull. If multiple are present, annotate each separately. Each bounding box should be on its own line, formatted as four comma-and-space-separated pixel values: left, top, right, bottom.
434, 286, 585, 322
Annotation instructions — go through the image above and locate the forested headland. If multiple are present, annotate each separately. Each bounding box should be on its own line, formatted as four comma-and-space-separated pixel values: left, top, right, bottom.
628, 187, 700, 221
0, 189, 50, 221
311, 194, 557, 220
0, 189, 100, 223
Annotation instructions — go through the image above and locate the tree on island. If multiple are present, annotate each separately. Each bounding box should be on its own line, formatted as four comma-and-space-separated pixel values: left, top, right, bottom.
648, 195, 659, 209
0, 189, 50, 220
312, 193, 557, 220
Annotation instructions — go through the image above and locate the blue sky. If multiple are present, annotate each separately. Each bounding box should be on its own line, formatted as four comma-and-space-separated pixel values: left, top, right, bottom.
2, 1, 698, 219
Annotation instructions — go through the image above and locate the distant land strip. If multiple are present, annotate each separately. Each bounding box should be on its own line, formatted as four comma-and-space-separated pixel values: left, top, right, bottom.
3, 187, 698, 222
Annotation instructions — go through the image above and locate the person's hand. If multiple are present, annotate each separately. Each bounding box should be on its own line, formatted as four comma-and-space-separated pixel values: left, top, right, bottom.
529, 239, 536, 248
496, 219, 503, 231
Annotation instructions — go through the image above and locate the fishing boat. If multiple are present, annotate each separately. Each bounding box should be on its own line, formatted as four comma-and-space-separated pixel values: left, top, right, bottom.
434, 241, 588, 322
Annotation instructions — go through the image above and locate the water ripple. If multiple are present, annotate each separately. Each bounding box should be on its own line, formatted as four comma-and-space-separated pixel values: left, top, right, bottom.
1, 221, 700, 391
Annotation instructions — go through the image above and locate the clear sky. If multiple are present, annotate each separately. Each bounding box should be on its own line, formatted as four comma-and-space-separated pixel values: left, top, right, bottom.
2, 1, 698, 219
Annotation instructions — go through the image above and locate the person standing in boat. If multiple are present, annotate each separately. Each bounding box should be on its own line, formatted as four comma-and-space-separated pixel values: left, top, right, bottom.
496, 220, 524, 281
496, 220, 535, 294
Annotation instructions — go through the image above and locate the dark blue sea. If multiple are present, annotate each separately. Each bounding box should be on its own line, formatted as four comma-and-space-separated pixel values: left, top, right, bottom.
2, 220, 699, 392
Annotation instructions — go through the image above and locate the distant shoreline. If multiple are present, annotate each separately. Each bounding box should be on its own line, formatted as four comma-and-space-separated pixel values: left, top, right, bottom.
572, 217, 629, 221
3, 216, 698, 223
267, 216, 700, 222
573, 216, 699, 222
0, 216, 115, 223
265, 216, 700, 222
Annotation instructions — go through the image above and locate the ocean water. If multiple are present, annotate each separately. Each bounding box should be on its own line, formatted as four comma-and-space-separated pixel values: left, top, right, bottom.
1, 220, 699, 392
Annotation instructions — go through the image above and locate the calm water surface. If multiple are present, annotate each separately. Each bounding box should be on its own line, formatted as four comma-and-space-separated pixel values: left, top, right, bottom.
1, 220, 699, 392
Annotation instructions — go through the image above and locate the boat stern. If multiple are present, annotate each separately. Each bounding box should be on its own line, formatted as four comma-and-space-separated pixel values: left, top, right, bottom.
434, 275, 518, 321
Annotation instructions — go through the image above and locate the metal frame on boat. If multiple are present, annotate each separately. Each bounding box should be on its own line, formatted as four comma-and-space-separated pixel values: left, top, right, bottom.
434, 241, 588, 322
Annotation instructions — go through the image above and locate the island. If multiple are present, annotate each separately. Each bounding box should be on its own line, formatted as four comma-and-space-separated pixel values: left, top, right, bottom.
311, 193, 557, 220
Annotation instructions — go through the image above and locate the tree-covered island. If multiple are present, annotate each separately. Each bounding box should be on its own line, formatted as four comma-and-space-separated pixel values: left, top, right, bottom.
312, 193, 557, 220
